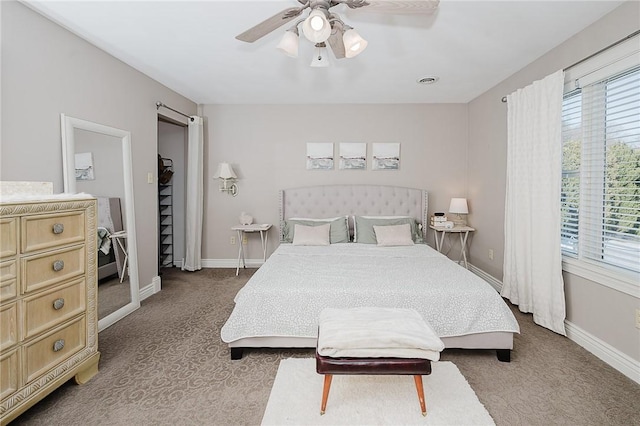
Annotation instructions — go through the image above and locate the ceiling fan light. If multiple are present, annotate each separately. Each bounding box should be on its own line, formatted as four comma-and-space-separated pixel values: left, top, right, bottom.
343, 29, 368, 58
302, 10, 331, 43
276, 30, 299, 58
310, 45, 330, 68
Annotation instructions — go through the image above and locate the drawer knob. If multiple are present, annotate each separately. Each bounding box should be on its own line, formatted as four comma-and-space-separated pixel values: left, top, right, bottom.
52, 223, 65, 234
52, 260, 65, 272
53, 339, 65, 352
53, 298, 65, 310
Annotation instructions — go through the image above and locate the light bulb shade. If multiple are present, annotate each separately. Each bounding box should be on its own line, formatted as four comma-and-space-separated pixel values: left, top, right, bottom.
310, 46, 330, 67
343, 28, 368, 58
302, 10, 331, 43
213, 162, 237, 180
276, 30, 299, 58
449, 198, 469, 214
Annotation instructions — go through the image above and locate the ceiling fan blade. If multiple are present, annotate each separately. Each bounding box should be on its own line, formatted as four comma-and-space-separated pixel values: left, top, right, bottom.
328, 26, 346, 59
236, 7, 303, 43
350, 0, 440, 14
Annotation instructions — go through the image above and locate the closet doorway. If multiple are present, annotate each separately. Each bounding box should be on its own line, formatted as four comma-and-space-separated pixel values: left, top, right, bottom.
157, 117, 188, 273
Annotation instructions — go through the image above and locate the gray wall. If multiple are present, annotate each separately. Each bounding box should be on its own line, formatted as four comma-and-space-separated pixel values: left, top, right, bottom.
467, 1, 640, 361
0, 0, 197, 290
202, 104, 469, 260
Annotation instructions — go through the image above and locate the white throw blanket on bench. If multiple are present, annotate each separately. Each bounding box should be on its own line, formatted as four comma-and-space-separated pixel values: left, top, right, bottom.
317, 307, 445, 361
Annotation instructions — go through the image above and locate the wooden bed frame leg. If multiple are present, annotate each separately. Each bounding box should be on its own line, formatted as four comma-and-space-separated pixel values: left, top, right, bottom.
230, 348, 244, 360
497, 349, 511, 362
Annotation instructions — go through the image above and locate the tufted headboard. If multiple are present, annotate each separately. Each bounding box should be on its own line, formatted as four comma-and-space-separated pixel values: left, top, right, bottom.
279, 185, 428, 241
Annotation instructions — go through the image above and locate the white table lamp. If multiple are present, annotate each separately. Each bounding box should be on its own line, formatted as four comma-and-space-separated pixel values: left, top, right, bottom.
449, 198, 469, 225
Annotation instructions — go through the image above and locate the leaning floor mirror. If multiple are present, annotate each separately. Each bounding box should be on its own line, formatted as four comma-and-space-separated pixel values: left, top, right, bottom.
61, 114, 140, 331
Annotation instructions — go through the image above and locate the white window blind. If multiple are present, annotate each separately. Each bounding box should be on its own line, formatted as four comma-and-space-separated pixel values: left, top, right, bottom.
561, 66, 640, 274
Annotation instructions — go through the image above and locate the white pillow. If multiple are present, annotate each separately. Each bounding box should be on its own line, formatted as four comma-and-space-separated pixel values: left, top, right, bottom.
292, 223, 330, 246
373, 224, 414, 246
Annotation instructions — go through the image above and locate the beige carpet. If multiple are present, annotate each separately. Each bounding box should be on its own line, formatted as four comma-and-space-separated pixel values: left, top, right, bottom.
261, 359, 495, 425
13, 267, 640, 425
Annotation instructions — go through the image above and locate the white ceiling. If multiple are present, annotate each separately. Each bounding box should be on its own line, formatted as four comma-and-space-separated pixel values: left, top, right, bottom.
25, 0, 624, 105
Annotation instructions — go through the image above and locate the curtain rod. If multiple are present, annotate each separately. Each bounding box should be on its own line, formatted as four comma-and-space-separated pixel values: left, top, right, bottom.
156, 101, 194, 122
501, 29, 640, 103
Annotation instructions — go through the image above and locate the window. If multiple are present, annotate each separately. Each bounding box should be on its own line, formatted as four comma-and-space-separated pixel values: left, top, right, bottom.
561, 66, 640, 279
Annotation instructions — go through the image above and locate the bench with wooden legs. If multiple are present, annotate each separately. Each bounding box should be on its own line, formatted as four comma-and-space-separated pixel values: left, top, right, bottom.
315, 353, 432, 416
315, 307, 444, 417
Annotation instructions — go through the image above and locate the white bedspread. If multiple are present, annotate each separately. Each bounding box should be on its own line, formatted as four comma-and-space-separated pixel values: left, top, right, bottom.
317, 307, 445, 361
220, 244, 520, 344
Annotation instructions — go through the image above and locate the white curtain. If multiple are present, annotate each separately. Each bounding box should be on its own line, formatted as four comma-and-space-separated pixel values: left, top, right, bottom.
501, 70, 567, 335
183, 116, 203, 271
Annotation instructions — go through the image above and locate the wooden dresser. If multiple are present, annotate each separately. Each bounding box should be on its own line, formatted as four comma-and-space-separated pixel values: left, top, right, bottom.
0, 197, 100, 424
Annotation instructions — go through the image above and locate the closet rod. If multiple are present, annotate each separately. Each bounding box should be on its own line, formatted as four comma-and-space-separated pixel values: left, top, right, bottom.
501, 29, 640, 103
156, 101, 194, 122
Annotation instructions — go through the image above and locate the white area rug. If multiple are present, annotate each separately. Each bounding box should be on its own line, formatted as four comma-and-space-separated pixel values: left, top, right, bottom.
262, 358, 495, 426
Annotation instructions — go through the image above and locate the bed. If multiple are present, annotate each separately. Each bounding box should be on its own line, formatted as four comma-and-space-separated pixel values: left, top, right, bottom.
220, 185, 520, 361
96, 197, 124, 281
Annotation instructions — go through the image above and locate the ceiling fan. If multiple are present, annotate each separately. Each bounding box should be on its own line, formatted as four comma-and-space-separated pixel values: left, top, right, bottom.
236, 0, 440, 66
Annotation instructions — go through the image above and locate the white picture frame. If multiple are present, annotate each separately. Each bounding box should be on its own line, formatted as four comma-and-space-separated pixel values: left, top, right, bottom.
306, 143, 334, 170
74, 152, 95, 180
372, 143, 400, 170
339, 143, 366, 170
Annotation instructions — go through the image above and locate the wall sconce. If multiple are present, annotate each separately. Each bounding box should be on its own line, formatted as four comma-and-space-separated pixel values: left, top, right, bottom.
449, 197, 469, 225
213, 162, 238, 196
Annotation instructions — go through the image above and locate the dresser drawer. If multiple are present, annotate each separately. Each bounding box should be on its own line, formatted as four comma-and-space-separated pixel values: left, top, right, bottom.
0, 349, 20, 400
0, 302, 18, 351
23, 278, 86, 340
0, 260, 18, 302
21, 245, 85, 294
0, 217, 17, 258
21, 211, 85, 254
24, 316, 86, 383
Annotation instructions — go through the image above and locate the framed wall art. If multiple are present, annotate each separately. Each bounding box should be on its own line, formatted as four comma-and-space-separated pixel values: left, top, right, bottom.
306, 143, 334, 170
75, 152, 95, 180
372, 143, 400, 170
339, 143, 366, 170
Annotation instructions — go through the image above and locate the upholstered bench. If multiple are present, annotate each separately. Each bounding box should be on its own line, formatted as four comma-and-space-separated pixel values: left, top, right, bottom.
315, 307, 445, 416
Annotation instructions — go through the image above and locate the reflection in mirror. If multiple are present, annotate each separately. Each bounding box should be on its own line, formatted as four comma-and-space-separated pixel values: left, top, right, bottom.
61, 114, 140, 331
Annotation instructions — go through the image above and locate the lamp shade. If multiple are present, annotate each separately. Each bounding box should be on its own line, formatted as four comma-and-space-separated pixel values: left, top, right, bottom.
302, 9, 331, 43
213, 162, 237, 180
449, 198, 469, 214
276, 29, 299, 58
343, 28, 368, 58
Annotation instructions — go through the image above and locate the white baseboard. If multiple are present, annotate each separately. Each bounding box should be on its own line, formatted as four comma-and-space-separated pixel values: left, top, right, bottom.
201, 258, 265, 268
565, 321, 640, 384
140, 275, 162, 301
470, 263, 639, 385
469, 264, 503, 293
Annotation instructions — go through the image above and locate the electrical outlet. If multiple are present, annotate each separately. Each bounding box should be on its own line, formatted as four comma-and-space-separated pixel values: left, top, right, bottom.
488, 249, 494, 260
242, 236, 248, 245
636, 309, 640, 330
147, 172, 154, 184
230, 236, 236, 245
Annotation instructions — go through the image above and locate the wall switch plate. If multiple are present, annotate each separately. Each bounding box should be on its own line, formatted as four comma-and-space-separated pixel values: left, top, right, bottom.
636, 309, 640, 329
230, 236, 236, 245
488, 249, 494, 260
147, 172, 154, 184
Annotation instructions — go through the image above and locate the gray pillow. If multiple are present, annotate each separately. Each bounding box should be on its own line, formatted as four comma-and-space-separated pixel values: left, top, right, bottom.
354, 216, 422, 244
282, 216, 349, 244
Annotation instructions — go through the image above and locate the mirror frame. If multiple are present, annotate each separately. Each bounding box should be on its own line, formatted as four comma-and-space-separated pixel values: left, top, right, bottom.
61, 114, 141, 331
